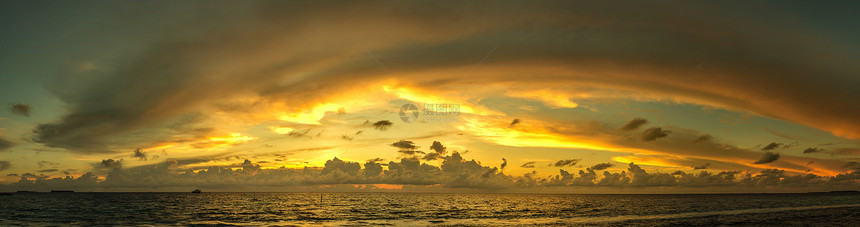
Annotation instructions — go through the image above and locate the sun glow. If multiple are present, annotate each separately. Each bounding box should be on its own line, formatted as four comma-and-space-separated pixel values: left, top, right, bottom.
382, 84, 486, 114
270, 126, 294, 134
279, 103, 342, 125
457, 117, 641, 153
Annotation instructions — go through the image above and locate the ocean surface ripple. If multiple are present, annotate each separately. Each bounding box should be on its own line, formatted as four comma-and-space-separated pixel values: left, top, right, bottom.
2, 192, 859, 226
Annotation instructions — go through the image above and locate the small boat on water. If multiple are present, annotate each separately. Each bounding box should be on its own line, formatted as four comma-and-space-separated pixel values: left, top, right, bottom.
50, 190, 74, 193
191, 189, 201, 193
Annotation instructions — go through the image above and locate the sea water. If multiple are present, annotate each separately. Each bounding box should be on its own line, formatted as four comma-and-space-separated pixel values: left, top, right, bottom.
2, 192, 859, 226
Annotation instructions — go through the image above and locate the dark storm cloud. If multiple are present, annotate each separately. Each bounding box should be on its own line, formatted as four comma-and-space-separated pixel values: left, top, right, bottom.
590, 163, 614, 171
421, 141, 448, 160
429, 141, 447, 155
9, 103, 31, 116
391, 140, 418, 150
100, 159, 123, 169
0, 137, 13, 151
520, 161, 536, 168
803, 147, 824, 154
620, 118, 648, 131
0, 161, 10, 172
754, 152, 780, 164
421, 152, 442, 161
509, 119, 521, 127
372, 120, 393, 131
131, 148, 148, 160
551, 159, 580, 167
642, 127, 670, 141
844, 162, 860, 171
20, 173, 48, 179
692, 163, 710, 170
761, 142, 784, 151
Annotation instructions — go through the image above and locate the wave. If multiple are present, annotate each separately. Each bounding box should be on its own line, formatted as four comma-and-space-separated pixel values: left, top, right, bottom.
576, 203, 860, 224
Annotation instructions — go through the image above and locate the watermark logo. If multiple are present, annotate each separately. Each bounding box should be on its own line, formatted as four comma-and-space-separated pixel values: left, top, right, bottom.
399, 103, 420, 123
399, 103, 460, 123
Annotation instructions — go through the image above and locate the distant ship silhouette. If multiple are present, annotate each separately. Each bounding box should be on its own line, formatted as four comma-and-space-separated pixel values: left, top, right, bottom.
192, 189, 201, 193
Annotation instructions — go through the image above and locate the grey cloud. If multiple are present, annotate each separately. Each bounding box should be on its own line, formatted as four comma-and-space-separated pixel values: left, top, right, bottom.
590, 163, 614, 171
372, 120, 393, 131
100, 159, 123, 169
421, 152, 443, 161
509, 119, 521, 127
429, 141, 447, 155
520, 161, 536, 168
754, 152, 780, 164
552, 159, 580, 167
0, 137, 14, 151
20, 173, 48, 179
803, 147, 824, 154
843, 162, 860, 171
620, 118, 648, 131
692, 163, 710, 170
37, 169, 59, 173
391, 140, 418, 150
762, 142, 784, 151
321, 158, 360, 176
642, 127, 670, 141
0, 161, 10, 172
9, 103, 31, 116
131, 148, 148, 160
500, 158, 507, 171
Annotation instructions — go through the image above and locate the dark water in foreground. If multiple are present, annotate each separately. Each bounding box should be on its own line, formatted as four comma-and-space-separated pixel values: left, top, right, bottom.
2, 192, 859, 226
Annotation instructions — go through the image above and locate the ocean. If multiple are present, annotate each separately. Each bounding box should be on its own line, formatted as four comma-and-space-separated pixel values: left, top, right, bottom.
2, 192, 859, 226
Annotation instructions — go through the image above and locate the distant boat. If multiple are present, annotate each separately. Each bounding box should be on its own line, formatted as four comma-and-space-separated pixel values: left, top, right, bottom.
192, 189, 201, 193
50, 190, 74, 193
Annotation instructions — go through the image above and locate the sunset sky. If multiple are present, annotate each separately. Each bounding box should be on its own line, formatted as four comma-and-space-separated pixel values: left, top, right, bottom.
1, 1, 859, 192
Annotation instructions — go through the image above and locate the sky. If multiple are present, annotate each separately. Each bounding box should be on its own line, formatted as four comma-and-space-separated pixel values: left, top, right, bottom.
1, 1, 860, 193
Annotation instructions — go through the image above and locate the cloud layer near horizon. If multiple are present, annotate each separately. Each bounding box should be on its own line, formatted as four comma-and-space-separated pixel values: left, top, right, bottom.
4, 152, 860, 192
